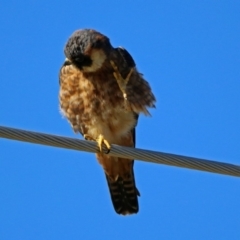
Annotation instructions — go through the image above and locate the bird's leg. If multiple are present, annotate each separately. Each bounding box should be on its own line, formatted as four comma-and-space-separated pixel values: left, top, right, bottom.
84, 134, 111, 154
110, 60, 133, 99
96, 134, 111, 154
110, 60, 133, 111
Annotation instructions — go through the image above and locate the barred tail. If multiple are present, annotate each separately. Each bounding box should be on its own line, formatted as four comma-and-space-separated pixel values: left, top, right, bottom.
105, 165, 140, 215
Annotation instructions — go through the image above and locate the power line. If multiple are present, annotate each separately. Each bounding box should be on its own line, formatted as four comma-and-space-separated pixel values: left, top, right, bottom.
0, 125, 240, 177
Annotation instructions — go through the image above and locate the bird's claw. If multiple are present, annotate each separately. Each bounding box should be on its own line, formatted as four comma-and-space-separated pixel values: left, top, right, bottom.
110, 60, 133, 111
97, 134, 111, 154
83, 134, 94, 141
110, 60, 134, 99
84, 134, 111, 154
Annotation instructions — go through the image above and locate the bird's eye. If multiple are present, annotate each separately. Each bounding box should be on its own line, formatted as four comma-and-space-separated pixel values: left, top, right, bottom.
75, 46, 81, 54
92, 39, 102, 49
75, 54, 84, 63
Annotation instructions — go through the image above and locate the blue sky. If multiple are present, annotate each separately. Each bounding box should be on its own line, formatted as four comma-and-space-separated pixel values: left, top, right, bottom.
0, 1, 240, 239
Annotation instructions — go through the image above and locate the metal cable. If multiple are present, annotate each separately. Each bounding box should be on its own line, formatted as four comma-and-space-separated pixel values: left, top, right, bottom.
0, 125, 240, 177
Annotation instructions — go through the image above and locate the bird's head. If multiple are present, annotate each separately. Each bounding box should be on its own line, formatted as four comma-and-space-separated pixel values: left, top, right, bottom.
64, 29, 112, 72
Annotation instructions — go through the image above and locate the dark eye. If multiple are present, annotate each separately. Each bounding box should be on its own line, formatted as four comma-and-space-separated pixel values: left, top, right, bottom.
92, 39, 102, 49
75, 54, 84, 63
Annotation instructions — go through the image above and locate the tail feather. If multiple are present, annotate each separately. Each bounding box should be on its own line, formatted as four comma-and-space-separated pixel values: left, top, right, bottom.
105, 166, 140, 215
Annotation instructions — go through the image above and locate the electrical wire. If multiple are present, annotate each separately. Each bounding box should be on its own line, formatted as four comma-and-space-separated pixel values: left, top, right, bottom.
0, 125, 240, 177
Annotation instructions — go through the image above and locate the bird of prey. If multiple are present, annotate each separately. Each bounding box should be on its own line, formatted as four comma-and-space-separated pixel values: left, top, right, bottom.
59, 29, 156, 215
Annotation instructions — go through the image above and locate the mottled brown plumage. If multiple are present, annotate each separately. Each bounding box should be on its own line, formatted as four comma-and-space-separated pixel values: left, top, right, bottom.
59, 29, 156, 215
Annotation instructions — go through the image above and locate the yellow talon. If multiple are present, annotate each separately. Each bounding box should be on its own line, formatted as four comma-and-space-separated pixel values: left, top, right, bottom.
110, 60, 134, 99
83, 134, 94, 141
84, 134, 111, 154
97, 134, 111, 153
110, 60, 134, 111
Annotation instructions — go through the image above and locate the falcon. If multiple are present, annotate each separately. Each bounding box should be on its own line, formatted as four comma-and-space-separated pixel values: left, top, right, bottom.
59, 29, 156, 215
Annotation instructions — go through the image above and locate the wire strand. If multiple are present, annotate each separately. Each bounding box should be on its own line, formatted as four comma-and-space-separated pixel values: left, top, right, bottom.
0, 125, 240, 177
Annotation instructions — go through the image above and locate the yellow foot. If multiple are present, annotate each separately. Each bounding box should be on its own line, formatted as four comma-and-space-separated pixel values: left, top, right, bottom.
84, 134, 111, 153
97, 134, 111, 154
110, 60, 134, 101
